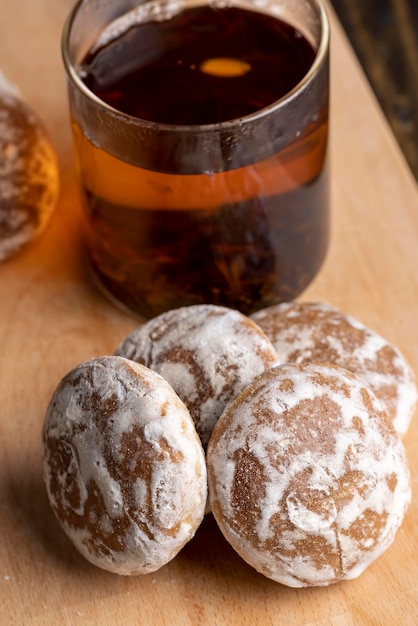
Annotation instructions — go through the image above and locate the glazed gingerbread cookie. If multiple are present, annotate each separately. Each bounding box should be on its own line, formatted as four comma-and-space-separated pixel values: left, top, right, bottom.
251, 301, 417, 436
115, 304, 278, 447
43, 356, 207, 575
207, 362, 411, 587
0, 72, 59, 261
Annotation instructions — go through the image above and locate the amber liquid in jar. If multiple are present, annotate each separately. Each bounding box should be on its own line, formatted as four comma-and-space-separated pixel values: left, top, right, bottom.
75, 4, 329, 317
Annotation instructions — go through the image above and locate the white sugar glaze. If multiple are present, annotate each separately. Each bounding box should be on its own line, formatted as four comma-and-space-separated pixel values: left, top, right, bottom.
0, 72, 59, 261
208, 362, 411, 587
115, 304, 278, 446
251, 301, 417, 436
43, 356, 207, 575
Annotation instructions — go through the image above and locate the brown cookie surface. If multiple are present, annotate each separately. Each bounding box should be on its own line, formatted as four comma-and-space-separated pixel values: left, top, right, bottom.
0, 73, 59, 260
251, 301, 417, 436
115, 304, 278, 446
43, 356, 207, 575
207, 362, 411, 587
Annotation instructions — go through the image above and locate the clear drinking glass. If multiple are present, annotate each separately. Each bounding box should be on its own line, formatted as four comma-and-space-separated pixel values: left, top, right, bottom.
62, 0, 330, 318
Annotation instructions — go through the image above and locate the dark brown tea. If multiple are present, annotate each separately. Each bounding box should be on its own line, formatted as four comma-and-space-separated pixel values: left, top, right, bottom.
82, 6, 316, 125
73, 3, 329, 317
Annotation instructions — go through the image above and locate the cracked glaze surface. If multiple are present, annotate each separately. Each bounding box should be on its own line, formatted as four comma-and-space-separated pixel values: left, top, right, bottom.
207, 362, 411, 587
42, 356, 207, 575
115, 304, 278, 447
251, 301, 417, 437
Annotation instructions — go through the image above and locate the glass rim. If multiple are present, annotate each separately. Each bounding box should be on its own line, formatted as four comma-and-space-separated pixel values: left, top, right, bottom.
62, 0, 330, 134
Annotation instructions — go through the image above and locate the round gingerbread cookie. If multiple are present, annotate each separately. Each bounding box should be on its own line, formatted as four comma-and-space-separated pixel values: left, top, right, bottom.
0, 72, 59, 261
251, 301, 417, 437
207, 362, 411, 588
42, 355, 207, 575
115, 304, 278, 447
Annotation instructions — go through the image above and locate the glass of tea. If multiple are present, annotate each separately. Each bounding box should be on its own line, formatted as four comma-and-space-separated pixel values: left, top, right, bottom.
62, 0, 330, 318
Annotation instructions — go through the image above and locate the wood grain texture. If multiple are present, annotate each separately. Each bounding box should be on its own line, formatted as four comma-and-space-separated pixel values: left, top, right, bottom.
0, 1, 418, 624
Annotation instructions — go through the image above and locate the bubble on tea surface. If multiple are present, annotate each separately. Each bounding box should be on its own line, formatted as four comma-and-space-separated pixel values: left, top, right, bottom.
0, 71, 59, 261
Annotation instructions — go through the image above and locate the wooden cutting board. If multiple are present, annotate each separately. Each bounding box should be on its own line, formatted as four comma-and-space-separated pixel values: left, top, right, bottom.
1, 1, 417, 624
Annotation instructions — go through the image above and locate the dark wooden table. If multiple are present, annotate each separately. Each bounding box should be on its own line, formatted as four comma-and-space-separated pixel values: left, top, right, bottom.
331, 0, 418, 180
